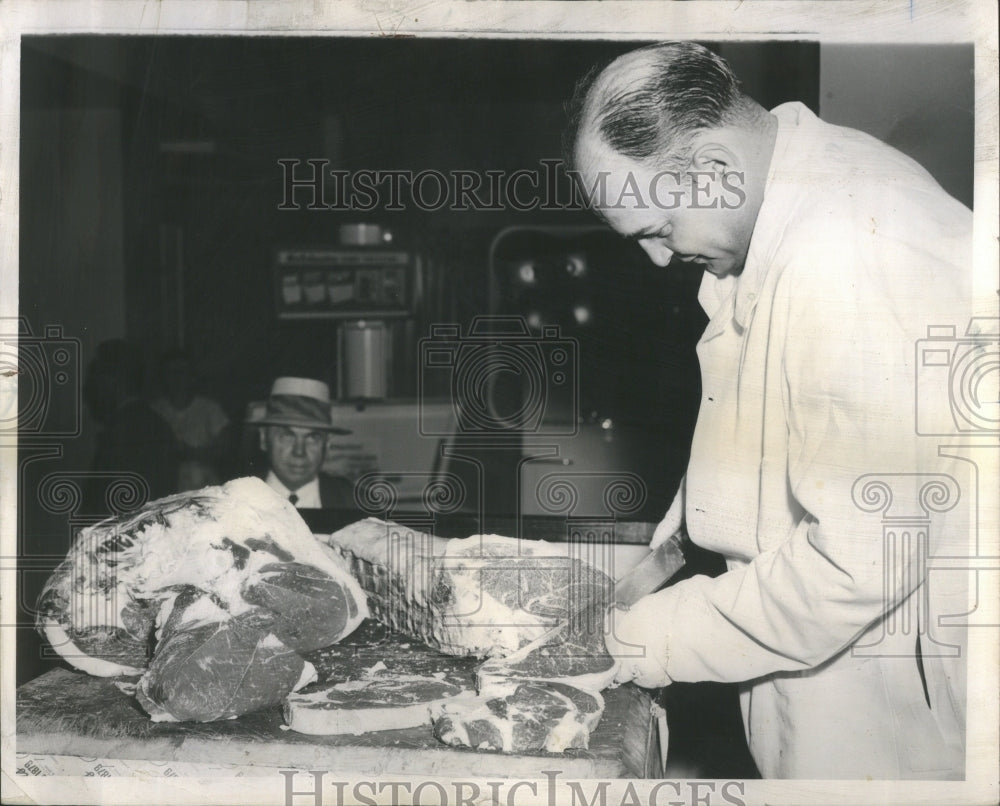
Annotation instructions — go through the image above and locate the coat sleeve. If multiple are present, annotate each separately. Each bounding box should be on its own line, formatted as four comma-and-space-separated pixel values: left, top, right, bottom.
647, 222, 970, 684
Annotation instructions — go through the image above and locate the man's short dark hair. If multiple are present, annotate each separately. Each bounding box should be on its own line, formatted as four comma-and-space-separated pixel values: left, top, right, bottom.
564, 41, 748, 171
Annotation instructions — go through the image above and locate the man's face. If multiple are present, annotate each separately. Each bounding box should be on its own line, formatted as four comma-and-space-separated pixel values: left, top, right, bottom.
261, 425, 327, 490
574, 132, 757, 279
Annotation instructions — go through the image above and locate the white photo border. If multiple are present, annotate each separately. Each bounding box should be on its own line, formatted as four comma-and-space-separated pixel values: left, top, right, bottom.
1, 2, 997, 805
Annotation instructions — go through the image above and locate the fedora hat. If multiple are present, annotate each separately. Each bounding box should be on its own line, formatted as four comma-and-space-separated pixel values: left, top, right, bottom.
251, 377, 350, 434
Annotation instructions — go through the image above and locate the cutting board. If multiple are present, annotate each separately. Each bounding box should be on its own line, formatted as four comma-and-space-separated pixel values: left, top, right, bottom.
17, 633, 663, 779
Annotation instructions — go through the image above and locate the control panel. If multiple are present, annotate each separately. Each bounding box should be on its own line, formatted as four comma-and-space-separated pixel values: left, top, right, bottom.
274, 248, 412, 320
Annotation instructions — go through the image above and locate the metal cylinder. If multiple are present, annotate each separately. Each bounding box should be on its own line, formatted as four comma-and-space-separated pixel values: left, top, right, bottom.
340, 320, 390, 399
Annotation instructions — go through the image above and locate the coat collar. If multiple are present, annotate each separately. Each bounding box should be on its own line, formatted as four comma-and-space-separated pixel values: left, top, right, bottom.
698, 102, 805, 341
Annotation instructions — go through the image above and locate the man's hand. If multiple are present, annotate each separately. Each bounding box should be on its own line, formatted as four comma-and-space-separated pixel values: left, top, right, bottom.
650, 476, 685, 549
603, 594, 673, 689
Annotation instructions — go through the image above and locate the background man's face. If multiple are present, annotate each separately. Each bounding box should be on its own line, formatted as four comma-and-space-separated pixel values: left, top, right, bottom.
575, 132, 756, 279
262, 425, 327, 490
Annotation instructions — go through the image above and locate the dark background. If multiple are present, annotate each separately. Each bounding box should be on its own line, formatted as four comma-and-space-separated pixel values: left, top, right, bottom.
16, 37, 973, 777
19, 37, 825, 419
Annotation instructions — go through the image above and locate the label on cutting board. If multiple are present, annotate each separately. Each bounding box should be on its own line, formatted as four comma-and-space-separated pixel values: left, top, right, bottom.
14, 752, 307, 778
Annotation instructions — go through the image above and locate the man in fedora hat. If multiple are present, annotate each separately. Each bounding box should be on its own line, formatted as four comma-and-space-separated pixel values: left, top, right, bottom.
252, 377, 354, 509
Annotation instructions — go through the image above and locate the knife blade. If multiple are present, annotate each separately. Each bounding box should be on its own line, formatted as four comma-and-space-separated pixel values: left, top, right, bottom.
527, 529, 687, 647
612, 529, 687, 607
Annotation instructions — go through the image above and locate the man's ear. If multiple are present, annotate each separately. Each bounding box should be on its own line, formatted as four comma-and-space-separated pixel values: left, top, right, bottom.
689, 142, 739, 175
258, 428, 268, 452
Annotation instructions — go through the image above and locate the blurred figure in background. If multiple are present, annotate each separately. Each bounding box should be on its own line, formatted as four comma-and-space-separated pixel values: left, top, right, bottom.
83, 339, 179, 513
151, 349, 231, 490
250, 376, 354, 509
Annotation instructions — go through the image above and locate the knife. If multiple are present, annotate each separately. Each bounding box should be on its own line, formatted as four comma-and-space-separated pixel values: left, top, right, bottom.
612, 529, 687, 607
531, 529, 688, 645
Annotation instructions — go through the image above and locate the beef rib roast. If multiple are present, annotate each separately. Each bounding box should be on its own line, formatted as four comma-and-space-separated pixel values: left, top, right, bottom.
324, 519, 614, 660
37, 477, 366, 677
36, 477, 367, 722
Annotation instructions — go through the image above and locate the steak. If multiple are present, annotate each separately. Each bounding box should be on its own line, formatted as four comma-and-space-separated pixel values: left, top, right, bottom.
36, 477, 367, 678
431, 680, 605, 753
284, 666, 475, 735
292, 622, 612, 751
289, 621, 479, 736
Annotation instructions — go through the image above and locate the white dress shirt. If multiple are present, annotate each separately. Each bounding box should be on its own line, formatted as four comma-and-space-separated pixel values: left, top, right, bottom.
265, 472, 322, 509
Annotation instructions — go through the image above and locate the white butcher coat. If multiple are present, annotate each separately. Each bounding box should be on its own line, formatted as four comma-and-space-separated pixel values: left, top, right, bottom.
658, 103, 976, 779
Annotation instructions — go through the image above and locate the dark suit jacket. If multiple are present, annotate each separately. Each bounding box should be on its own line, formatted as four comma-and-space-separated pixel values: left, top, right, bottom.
318, 473, 356, 510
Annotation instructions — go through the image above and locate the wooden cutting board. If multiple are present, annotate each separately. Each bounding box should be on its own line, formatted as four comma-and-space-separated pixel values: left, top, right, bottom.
17, 635, 663, 779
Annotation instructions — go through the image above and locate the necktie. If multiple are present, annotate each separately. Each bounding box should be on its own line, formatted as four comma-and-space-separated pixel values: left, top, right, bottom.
288, 493, 299, 506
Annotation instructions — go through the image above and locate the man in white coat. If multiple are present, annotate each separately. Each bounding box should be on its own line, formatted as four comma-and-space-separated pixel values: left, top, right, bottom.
567, 42, 978, 779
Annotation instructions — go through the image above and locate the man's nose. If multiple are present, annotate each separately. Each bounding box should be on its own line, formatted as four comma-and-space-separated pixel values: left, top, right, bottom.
291, 437, 307, 456
639, 238, 674, 267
